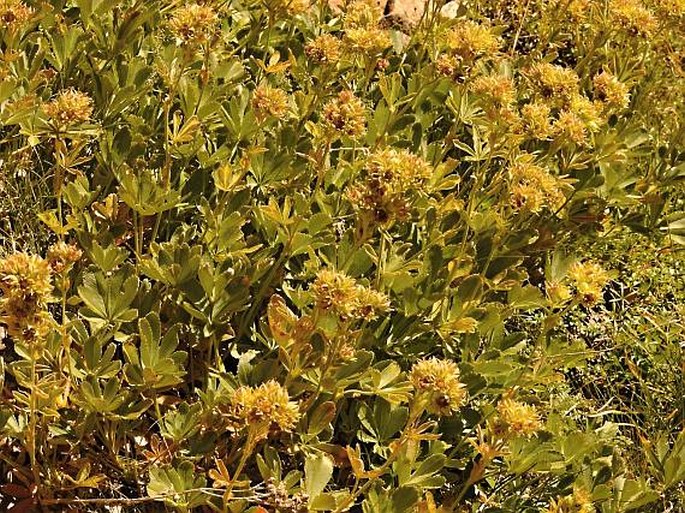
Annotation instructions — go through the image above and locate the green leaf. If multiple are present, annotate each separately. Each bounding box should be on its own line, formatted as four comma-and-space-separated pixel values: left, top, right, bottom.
305, 453, 334, 501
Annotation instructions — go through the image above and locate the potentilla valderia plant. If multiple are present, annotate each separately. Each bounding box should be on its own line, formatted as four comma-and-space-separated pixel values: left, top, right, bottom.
0, 0, 682, 511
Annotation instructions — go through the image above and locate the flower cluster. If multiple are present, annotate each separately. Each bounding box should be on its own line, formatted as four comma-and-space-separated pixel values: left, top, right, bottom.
47, 242, 82, 275
341, 0, 391, 57
0, 0, 33, 30
44, 89, 94, 129
343, 0, 383, 29
321, 91, 367, 139
168, 3, 218, 46
410, 358, 468, 416
0, 253, 53, 342
521, 101, 553, 139
494, 397, 543, 437
310, 269, 390, 321
527, 62, 580, 103
344, 27, 392, 55
593, 71, 630, 110
445, 20, 500, 62
252, 83, 289, 121
471, 75, 516, 109
508, 158, 565, 213
567, 260, 611, 306
609, 0, 657, 37
305, 34, 342, 64
224, 381, 299, 440
347, 148, 432, 225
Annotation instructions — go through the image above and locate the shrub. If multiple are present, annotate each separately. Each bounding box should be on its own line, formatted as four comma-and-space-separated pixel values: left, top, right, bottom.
0, 0, 683, 511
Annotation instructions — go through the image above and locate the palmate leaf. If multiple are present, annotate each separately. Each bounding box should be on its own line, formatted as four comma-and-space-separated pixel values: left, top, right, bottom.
123, 312, 187, 390
358, 362, 413, 405
116, 166, 180, 216
148, 461, 207, 513
77, 270, 139, 331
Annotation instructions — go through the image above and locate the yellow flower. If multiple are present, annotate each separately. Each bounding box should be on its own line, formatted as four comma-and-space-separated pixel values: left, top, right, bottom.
509, 158, 565, 213
553, 110, 587, 145
434, 53, 461, 78
567, 0, 593, 20
344, 0, 383, 29
321, 91, 366, 139
47, 242, 83, 275
609, 0, 657, 36
311, 269, 390, 321
252, 83, 289, 121
0, 253, 53, 341
305, 34, 343, 64
0, 0, 33, 30
521, 101, 553, 139
227, 380, 299, 439
344, 27, 392, 55
367, 147, 432, 188
347, 148, 432, 224
546, 281, 572, 304
44, 89, 94, 129
410, 358, 468, 416
168, 3, 218, 46
496, 397, 542, 437
446, 20, 500, 61
0, 253, 52, 302
567, 260, 610, 306
470, 75, 516, 107
593, 71, 630, 110
527, 62, 579, 101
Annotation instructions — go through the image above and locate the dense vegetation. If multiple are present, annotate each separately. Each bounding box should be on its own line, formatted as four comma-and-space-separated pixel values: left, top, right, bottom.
0, 0, 683, 511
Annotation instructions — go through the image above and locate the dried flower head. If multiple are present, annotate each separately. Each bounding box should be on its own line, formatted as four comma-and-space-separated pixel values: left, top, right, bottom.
321, 91, 366, 139
434, 53, 461, 78
609, 0, 657, 36
593, 71, 630, 110
44, 89, 94, 128
521, 101, 553, 139
0, 253, 53, 341
344, 0, 383, 29
496, 397, 542, 437
410, 358, 468, 416
509, 158, 565, 213
252, 83, 289, 121
344, 27, 392, 55
305, 34, 343, 64
226, 380, 299, 439
0, 0, 33, 30
168, 3, 218, 46
311, 269, 390, 321
527, 62, 579, 101
567, 260, 610, 306
347, 148, 432, 224
446, 21, 500, 61
47, 242, 82, 275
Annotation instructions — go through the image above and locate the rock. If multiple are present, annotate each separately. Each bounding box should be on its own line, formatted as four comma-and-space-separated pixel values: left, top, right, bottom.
439, 1, 461, 19
385, 0, 425, 27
